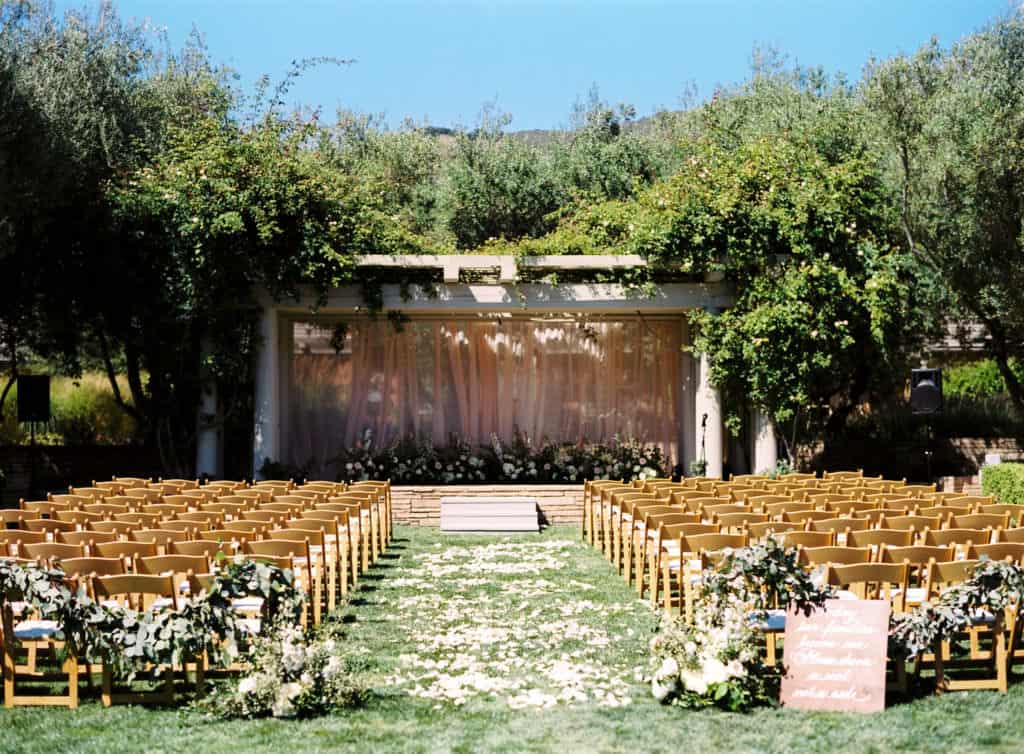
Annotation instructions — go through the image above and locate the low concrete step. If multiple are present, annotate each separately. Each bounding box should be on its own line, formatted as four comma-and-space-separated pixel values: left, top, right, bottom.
440, 497, 539, 533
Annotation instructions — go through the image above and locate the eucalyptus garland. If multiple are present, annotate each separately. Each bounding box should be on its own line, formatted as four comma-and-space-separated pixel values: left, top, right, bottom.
889, 558, 1024, 659
0, 557, 303, 680
700, 538, 832, 617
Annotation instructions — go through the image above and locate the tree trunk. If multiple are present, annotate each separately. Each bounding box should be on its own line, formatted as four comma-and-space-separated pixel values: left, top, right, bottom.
985, 318, 1024, 419
97, 329, 143, 423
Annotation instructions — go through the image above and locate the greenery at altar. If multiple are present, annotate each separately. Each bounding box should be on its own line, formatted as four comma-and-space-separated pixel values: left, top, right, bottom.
326, 433, 668, 484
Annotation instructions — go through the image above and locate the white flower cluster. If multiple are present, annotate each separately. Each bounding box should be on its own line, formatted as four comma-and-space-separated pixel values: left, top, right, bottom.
220, 624, 360, 719
649, 588, 759, 706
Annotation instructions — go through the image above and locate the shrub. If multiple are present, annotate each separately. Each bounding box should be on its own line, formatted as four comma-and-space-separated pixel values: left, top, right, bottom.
981, 463, 1024, 504
945, 359, 1024, 400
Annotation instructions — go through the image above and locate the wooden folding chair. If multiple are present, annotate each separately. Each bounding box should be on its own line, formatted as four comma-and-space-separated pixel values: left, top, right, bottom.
23, 518, 76, 538
170, 540, 233, 560
778, 530, 835, 549
58, 530, 117, 553
21, 542, 86, 566
60, 557, 125, 585
334, 490, 385, 562
2, 573, 80, 708
268, 528, 327, 625
137, 555, 211, 603
798, 546, 871, 567
177, 511, 225, 528
93, 540, 158, 571
953, 513, 1010, 532
89, 520, 136, 538
671, 533, 749, 620
924, 528, 993, 558
847, 528, 914, 556
924, 560, 1022, 694
979, 505, 1024, 526
745, 521, 799, 542
646, 522, 719, 611
968, 542, 1024, 564
92, 573, 197, 705
245, 540, 315, 626
809, 517, 870, 545
631, 506, 695, 591
131, 529, 190, 556
879, 545, 955, 608
55, 510, 104, 528
0, 530, 47, 558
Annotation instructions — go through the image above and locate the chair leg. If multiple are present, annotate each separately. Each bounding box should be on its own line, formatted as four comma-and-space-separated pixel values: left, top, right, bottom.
662, 560, 673, 620
649, 551, 660, 607
622, 527, 633, 584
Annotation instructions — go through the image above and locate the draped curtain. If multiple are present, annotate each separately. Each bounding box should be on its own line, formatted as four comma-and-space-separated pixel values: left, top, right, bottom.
288, 318, 681, 473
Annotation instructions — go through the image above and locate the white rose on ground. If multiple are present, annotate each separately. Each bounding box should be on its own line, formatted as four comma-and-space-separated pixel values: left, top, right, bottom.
651, 674, 678, 702
238, 676, 258, 695
271, 682, 303, 718
679, 668, 708, 696
702, 658, 730, 686
725, 659, 746, 679
657, 657, 679, 678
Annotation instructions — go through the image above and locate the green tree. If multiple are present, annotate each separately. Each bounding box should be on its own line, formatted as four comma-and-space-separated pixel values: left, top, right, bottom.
0, 0, 163, 414
865, 13, 1024, 418
438, 107, 563, 249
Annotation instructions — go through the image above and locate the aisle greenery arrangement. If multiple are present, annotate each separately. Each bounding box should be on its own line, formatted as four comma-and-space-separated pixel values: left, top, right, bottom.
332, 433, 667, 484
648, 540, 829, 711
0, 558, 300, 679
647, 541, 1024, 712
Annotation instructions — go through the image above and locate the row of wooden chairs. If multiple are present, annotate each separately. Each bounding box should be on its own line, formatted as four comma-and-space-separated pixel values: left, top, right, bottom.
1, 476, 395, 709
1, 561, 282, 709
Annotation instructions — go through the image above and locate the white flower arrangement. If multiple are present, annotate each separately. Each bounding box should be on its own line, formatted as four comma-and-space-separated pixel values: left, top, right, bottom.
648, 540, 830, 711
334, 432, 668, 484
208, 620, 364, 719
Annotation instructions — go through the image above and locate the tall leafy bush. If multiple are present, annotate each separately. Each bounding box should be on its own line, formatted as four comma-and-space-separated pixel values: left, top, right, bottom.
981, 463, 1024, 504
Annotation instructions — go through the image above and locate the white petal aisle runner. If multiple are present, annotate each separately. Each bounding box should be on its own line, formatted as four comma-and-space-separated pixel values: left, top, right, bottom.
351, 531, 656, 710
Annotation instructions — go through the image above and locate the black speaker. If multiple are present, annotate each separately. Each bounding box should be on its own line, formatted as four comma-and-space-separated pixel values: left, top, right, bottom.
910, 368, 943, 416
17, 375, 50, 423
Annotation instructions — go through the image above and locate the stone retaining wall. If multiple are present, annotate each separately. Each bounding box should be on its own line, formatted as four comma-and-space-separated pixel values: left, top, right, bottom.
391, 484, 583, 527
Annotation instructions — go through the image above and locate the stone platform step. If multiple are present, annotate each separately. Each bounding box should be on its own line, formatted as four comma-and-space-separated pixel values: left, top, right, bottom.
440, 497, 539, 533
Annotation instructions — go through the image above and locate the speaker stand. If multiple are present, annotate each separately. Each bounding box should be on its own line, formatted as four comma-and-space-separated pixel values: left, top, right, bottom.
923, 420, 933, 484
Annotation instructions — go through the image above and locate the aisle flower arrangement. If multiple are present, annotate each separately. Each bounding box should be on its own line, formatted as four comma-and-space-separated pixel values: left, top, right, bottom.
333, 432, 666, 484
202, 621, 365, 719
648, 540, 830, 711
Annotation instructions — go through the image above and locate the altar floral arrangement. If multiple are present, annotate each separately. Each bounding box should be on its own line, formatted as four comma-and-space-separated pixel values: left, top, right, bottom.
333, 432, 666, 484
648, 539, 830, 711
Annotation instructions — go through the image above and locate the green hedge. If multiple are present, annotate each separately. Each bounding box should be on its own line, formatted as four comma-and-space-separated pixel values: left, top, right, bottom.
945, 359, 1024, 400
981, 463, 1024, 504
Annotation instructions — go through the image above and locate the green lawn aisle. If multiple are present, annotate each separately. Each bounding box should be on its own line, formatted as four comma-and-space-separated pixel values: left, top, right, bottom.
5, 525, 1024, 753
350, 526, 657, 710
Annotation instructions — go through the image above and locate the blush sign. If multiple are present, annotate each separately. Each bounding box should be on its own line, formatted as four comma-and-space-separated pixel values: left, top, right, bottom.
780, 599, 890, 713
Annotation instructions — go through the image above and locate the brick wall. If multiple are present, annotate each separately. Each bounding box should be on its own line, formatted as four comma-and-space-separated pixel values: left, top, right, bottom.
391, 484, 583, 527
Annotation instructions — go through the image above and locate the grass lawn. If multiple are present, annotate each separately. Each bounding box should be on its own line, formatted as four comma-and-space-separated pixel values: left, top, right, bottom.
4, 525, 1024, 753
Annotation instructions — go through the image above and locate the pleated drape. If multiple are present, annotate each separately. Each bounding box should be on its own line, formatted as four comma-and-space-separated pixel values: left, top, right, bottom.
288, 318, 682, 473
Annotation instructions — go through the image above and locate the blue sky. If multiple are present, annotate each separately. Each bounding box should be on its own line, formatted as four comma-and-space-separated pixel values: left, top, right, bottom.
60, 0, 1014, 131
